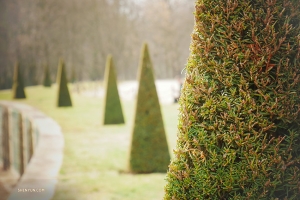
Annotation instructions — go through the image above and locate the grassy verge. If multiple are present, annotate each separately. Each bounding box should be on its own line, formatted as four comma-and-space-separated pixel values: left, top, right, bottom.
0, 82, 179, 200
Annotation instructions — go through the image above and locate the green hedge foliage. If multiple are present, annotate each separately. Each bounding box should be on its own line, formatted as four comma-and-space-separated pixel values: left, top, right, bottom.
12, 62, 26, 99
165, 0, 300, 199
103, 55, 125, 125
43, 65, 51, 87
56, 59, 72, 107
129, 43, 170, 173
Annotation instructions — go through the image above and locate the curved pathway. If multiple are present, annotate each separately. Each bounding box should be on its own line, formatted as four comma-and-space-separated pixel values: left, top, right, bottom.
0, 101, 64, 200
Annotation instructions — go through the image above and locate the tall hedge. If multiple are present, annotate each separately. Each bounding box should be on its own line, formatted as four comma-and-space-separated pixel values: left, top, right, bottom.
103, 55, 125, 125
56, 59, 72, 107
43, 65, 51, 87
165, 1, 300, 199
129, 43, 170, 173
12, 62, 26, 99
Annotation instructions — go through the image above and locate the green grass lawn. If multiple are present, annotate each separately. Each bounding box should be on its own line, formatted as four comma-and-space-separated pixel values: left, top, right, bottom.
0, 82, 179, 200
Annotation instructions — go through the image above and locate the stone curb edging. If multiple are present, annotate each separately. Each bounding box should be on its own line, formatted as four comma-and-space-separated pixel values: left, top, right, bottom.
0, 101, 64, 200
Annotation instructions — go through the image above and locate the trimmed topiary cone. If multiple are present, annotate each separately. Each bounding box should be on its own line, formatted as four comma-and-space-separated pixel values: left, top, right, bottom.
43, 65, 51, 87
56, 59, 72, 107
165, 1, 300, 199
12, 62, 26, 99
129, 43, 170, 173
103, 55, 125, 125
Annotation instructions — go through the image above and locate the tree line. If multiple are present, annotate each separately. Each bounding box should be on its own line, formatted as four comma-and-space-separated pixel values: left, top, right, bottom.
0, 0, 195, 89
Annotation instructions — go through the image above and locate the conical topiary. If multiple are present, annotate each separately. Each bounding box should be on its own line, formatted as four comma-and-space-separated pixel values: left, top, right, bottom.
43, 65, 51, 87
165, 0, 300, 199
56, 59, 72, 107
103, 55, 125, 125
12, 62, 26, 99
129, 43, 170, 173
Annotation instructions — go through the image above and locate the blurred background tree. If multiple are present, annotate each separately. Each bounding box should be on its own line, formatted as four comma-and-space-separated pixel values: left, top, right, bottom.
0, 0, 195, 89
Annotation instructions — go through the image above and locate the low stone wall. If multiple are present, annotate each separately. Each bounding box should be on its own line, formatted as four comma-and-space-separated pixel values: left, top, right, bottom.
0, 101, 64, 200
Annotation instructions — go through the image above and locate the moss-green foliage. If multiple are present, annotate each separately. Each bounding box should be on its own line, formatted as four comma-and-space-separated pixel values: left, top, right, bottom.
165, 1, 300, 199
43, 65, 51, 87
12, 62, 26, 99
129, 43, 170, 173
57, 59, 72, 107
103, 55, 125, 124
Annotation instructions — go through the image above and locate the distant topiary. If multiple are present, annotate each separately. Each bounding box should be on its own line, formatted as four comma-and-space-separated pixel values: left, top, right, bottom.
2, 106, 10, 170
56, 59, 72, 107
103, 55, 125, 125
129, 43, 170, 173
165, 0, 300, 199
70, 66, 76, 83
12, 62, 26, 99
43, 65, 51, 87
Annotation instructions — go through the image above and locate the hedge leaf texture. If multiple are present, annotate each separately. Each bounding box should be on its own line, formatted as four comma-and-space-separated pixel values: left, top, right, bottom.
165, 0, 300, 199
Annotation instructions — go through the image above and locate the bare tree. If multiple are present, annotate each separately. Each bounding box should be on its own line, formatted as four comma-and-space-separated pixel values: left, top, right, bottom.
0, 0, 195, 89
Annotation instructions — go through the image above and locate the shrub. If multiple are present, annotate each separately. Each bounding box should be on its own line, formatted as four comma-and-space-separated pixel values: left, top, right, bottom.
129, 43, 170, 173
56, 59, 72, 107
165, 0, 300, 199
43, 65, 51, 87
103, 55, 125, 125
12, 62, 26, 99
